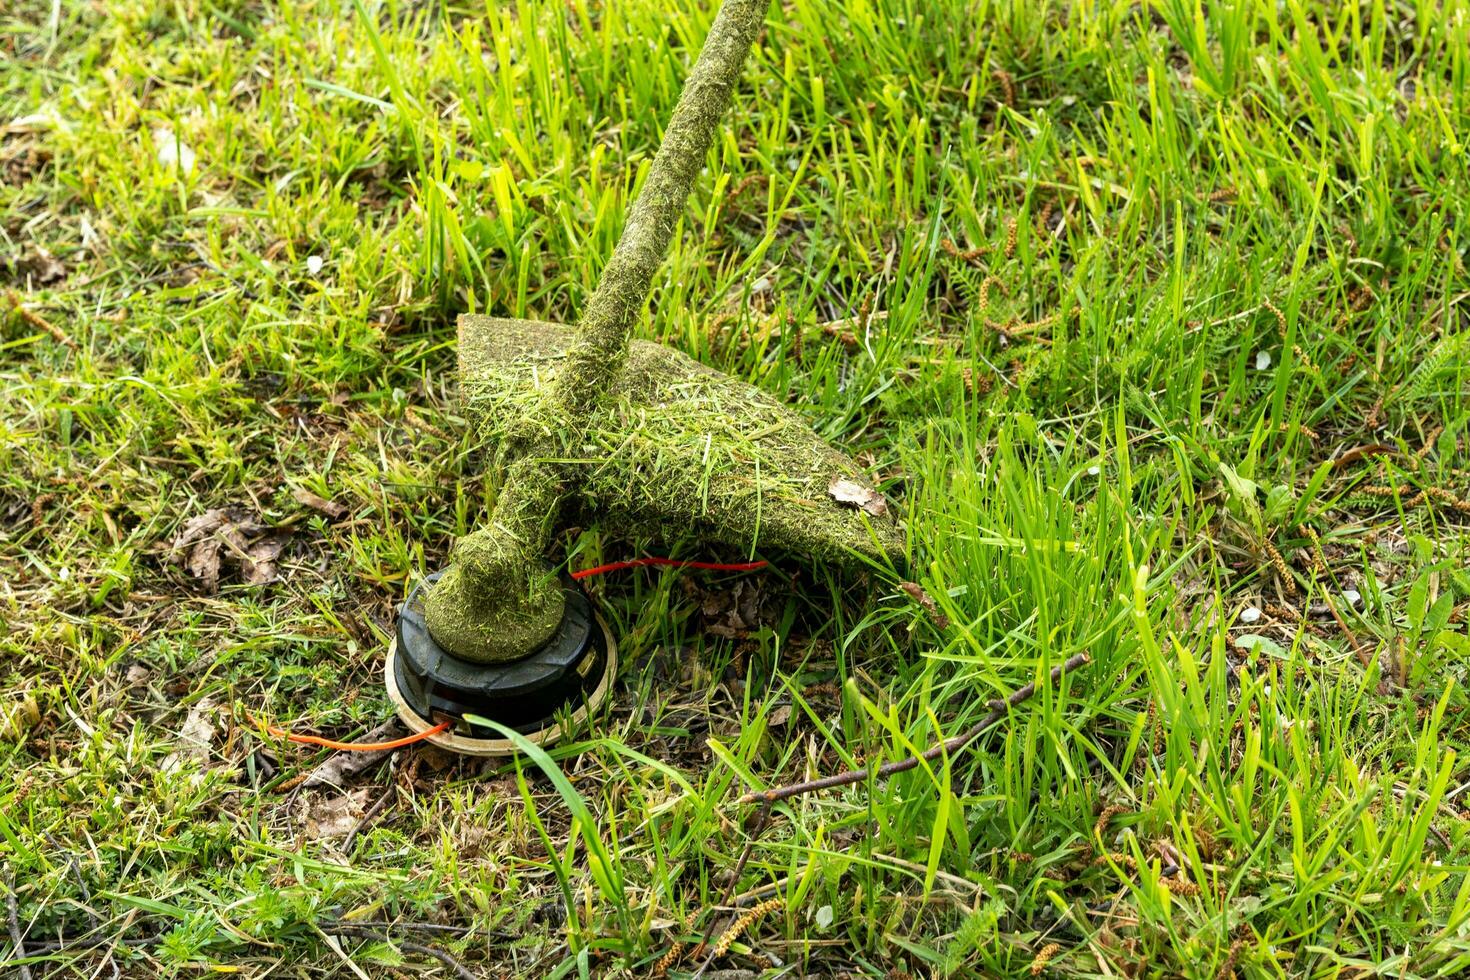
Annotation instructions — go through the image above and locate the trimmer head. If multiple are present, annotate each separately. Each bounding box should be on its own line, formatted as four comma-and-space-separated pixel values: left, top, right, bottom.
388, 0, 902, 754
385, 571, 616, 755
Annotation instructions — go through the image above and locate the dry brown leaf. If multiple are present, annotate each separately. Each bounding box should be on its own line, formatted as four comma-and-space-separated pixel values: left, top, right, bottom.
241, 535, 287, 585
173, 510, 237, 591
185, 544, 222, 589
304, 787, 370, 840
702, 578, 765, 638
900, 581, 951, 630
21, 246, 66, 284
292, 486, 348, 521
170, 508, 289, 592
415, 743, 457, 773
828, 476, 889, 518
163, 697, 218, 771
301, 719, 408, 789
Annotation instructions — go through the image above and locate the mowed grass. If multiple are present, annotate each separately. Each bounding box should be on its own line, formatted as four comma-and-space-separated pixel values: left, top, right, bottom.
3, 0, 1470, 976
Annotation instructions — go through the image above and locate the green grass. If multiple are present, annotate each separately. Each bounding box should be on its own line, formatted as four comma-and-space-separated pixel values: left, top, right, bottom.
4, 0, 1470, 976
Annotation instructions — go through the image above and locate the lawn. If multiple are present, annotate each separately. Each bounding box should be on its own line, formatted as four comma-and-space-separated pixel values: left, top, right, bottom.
3, 0, 1470, 976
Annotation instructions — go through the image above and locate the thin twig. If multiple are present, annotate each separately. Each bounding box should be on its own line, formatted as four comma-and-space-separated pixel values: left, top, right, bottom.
394, 939, 477, 980
326, 923, 476, 980
1319, 590, 1371, 670
690, 800, 772, 979
739, 652, 1091, 805
45, 834, 100, 932
685, 658, 1081, 980
8, 935, 157, 954
693, 656, 1090, 976
6, 871, 33, 980
343, 781, 398, 854
323, 920, 474, 937
728, 876, 789, 909
5, 289, 76, 349
23, 919, 490, 961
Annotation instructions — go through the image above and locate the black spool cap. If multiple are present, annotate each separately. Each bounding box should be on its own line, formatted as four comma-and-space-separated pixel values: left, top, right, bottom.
393, 571, 609, 740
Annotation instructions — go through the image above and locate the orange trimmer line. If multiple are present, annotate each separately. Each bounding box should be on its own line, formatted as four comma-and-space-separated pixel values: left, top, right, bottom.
262, 719, 452, 751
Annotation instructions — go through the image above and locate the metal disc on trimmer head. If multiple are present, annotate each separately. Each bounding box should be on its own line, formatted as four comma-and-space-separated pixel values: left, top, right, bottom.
385, 571, 616, 756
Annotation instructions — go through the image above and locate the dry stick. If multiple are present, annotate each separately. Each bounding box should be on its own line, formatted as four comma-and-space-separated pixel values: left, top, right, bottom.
28, 921, 486, 958
6, 871, 32, 980
391, 939, 476, 980
5, 289, 76, 349
688, 800, 772, 979
298, 718, 407, 789
324, 921, 475, 937
739, 652, 1091, 805
42, 834, 99, 934
693, 655, 1090, 978
8, 936, 158, 955
343, 781, 398, 854
1319, 590, 1371, 671
325, 924, 475, 980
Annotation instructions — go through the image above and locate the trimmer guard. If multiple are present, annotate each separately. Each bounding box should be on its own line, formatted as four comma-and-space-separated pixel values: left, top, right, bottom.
457, 314, 905, 568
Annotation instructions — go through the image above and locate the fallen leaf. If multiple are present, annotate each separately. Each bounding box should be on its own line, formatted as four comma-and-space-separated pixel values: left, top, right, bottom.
292, 486, 348, 521
177, 512, 229, 588
899, 581, 950, 630
3, 141, 52, 187
305, 787, 370, 840
301, 719, 409, 789
19, 246, 65, 285
415, 743, 456, 773
701, 578, 767, 638
173, 510, 240, 591
162, 697, 218, 771
241, 535, 287, 585
170, 508, 290, 592
828, 476, 889, 518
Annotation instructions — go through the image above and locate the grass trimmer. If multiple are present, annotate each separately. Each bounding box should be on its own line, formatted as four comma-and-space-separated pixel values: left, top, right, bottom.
386, 0, 904, 755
